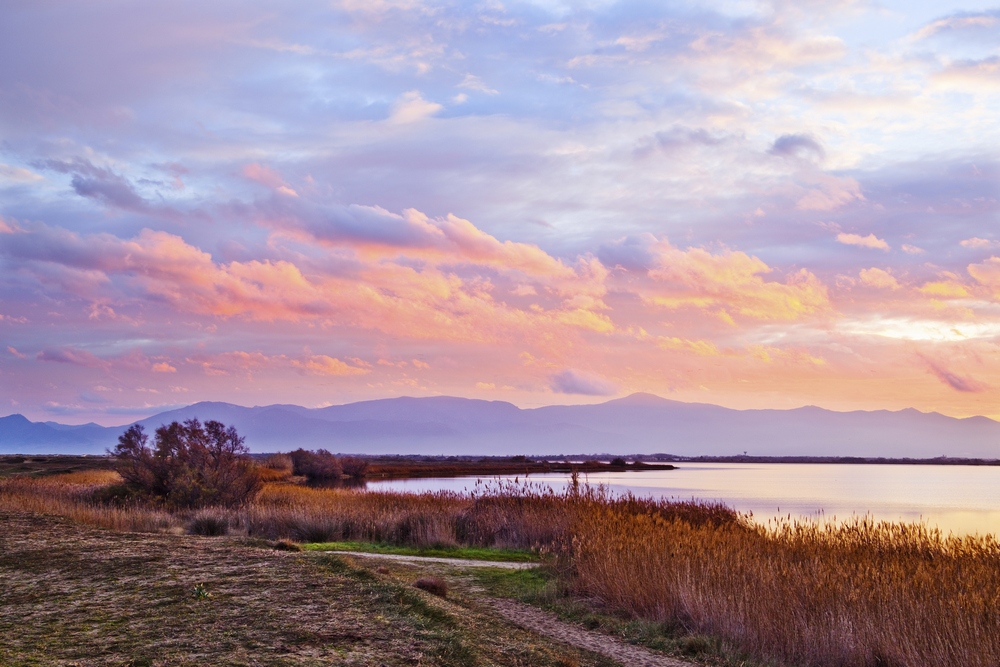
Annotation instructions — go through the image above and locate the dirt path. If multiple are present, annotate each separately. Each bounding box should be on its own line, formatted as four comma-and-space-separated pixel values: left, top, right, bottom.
333, 549, 695, 666
321, 549, 540, 569
492, 598, 694, 667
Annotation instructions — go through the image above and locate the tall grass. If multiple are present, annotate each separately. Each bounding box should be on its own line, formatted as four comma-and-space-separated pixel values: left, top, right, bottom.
565, 505, 1000, 667
0, 473, 178, 533
1, 473, 998, 666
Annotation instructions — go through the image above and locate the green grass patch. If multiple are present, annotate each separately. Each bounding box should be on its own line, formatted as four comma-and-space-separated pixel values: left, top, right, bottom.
304, 540, 539, 562
472, 566, 558, 599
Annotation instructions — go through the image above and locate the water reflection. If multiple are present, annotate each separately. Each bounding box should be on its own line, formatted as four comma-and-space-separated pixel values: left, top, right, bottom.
367, 463, 1000, 537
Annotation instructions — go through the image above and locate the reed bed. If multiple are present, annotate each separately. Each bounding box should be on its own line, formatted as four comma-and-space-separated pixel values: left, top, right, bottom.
565, 506, 1000, 667
2, 473, 998, 666
0, 473, 177, 533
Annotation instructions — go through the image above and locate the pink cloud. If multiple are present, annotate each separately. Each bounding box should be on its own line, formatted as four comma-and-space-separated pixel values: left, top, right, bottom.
242, 163, 298, 197
797, 176, 864, 211
37, 347, 108, 368
919, 355, 988, 393
961, 237, 1000, 250
968, 257, 1000, 298
837, 233, 889, 251
859, 268, 900, 290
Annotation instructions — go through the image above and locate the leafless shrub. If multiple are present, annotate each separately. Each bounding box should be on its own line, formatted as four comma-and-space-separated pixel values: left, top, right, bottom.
111, 420, 262, 508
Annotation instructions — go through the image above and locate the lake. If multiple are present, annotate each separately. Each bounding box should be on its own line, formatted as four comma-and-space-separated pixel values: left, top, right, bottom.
368, 463, 1000, 537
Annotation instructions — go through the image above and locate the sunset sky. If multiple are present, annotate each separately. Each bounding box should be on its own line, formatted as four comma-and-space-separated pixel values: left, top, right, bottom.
1, 0, 999, 425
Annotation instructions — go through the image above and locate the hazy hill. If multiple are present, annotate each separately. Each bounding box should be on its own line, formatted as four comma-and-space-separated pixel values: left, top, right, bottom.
1, 393, 998, 458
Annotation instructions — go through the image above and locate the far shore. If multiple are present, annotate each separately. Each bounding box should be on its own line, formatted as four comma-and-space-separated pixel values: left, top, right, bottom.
4, 453, 1000, 483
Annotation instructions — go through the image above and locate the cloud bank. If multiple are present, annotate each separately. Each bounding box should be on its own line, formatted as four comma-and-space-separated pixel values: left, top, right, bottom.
1, 0, 1000, 423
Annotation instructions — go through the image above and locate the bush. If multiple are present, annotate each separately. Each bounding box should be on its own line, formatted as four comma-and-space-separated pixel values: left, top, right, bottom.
273, 538, 302, 552
340, 457, 369, 479
111, 419, 262, 508
414, 576, 448, 598
289, 449, 342, 482
188, 508, 231, 536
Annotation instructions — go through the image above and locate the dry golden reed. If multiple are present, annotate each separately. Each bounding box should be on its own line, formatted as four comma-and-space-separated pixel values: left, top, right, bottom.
0, 474, 177, 533
565, 504, 1000, 667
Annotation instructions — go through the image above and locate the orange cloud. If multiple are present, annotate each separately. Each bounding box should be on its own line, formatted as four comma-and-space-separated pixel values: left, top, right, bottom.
292, 355, 370, 376
645, 241, 829, 321
919, 281, 970, 298
186, 351, 273, 377
658, 337, 720, 356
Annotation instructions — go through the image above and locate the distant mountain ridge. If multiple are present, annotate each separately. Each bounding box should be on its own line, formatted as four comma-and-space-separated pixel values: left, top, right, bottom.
1, 393, 999, 458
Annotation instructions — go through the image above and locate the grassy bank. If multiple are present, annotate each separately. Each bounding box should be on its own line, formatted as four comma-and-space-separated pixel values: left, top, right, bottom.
2, 470, 999, 666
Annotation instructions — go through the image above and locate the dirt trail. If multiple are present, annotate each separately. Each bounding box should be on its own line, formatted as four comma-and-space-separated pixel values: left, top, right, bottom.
322, 549, 539, 569
334, 549, 695, 666
492, 598, 694, 667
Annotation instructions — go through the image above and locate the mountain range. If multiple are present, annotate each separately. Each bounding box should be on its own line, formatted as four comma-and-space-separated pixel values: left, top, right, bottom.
1, 393, 998, 458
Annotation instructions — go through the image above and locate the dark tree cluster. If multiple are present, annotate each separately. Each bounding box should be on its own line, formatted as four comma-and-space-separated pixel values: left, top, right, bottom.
289, 449, 369, 482
112, 419, 262, 508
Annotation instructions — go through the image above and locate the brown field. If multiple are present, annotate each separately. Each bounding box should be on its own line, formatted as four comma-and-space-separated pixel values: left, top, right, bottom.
0, 510, 625, 667
2, 462, 1000, 666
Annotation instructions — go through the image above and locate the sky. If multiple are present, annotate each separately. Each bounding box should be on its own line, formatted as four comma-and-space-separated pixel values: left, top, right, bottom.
1, 0, 999, 425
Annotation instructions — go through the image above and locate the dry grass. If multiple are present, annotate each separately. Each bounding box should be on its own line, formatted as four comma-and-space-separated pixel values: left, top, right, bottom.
47, 469, 122, 485
565, 505, 1000, 667
0, 473, 178, 533
0, 510, 619, 667
2, 472, 999, 666
415, 576, 449, 598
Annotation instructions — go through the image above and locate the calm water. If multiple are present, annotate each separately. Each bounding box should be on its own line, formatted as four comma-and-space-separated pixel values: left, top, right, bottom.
368, 463, 1000, 537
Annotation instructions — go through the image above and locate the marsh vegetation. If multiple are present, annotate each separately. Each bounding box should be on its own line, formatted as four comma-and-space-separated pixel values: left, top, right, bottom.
3, 455, 1000, 667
